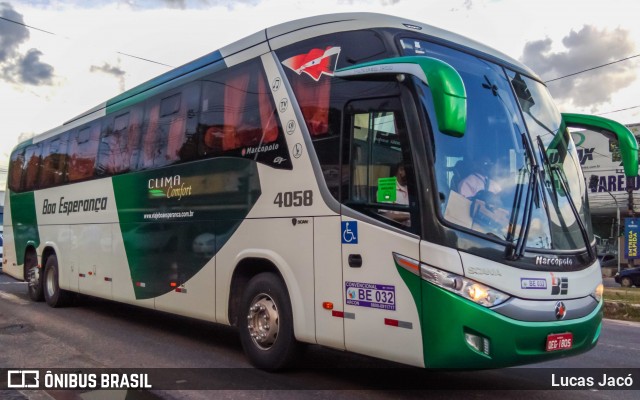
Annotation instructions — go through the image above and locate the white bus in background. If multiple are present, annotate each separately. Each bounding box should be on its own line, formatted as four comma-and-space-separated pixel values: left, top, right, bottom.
3, 13, 638, 369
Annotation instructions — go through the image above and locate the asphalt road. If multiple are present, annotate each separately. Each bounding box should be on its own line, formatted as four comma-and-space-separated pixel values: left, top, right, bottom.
0, 271, 638, 400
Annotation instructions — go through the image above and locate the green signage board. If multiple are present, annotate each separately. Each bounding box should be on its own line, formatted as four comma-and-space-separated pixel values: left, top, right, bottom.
377, 177, 397, 203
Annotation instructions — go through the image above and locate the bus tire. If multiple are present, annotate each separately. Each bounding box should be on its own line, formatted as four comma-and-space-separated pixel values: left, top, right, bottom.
43, 255, 74, 308
239, 272, 299, 369
26, 256, 44, 302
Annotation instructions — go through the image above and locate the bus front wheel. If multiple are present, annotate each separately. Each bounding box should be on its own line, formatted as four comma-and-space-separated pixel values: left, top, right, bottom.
239, 272, 299, 369
43, 255, 74, 308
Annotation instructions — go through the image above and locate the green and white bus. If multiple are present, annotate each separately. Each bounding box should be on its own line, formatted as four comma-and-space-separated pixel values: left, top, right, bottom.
3, 13, 638, 369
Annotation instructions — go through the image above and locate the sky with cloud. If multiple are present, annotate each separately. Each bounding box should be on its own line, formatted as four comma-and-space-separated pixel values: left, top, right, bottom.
0, 0, 639, 187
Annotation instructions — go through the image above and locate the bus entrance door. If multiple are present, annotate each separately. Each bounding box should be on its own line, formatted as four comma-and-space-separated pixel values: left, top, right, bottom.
340, 101, 424, 366
341, 217, 423, 367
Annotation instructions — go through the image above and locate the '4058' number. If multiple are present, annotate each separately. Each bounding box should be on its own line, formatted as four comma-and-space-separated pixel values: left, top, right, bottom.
274, 190, 313, 207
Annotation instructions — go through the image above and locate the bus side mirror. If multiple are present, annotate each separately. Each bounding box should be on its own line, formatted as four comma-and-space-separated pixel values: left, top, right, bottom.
562, 113, 639, 177
335, 56, 467, 137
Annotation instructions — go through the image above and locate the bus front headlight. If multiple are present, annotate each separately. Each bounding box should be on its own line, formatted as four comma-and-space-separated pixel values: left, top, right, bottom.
420, 264, 510, 307
592, 283, 604, 302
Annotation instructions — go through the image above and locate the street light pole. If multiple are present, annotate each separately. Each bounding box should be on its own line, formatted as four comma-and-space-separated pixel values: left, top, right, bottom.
614, 196, 621, 274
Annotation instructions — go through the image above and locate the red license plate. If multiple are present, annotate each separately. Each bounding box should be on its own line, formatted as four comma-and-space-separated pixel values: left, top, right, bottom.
546, 333, 573, 352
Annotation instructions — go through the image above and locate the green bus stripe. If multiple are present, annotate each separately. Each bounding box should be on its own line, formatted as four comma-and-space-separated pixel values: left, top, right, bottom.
395, 262, 425, 361
9, 191, 40, 265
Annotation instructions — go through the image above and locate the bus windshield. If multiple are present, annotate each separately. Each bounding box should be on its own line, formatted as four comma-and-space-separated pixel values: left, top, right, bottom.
402, 39, 591, 253
508, 71, 592, 251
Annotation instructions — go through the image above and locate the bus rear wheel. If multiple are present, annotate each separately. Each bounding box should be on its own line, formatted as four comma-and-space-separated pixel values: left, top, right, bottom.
43, 255, 74, 308
239, 272, 299, 369
26, 258, 44, 302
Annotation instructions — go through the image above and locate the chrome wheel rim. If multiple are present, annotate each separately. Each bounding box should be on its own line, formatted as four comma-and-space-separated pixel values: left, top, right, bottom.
45, 267, 55, 298
246, 293, 279, 350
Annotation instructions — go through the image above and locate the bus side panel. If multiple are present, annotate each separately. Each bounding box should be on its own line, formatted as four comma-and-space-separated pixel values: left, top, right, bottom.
313, 215, 345, 350
215, 217, 316, 343
2, 192, 21, 280
154, 258, 216, 322
38, 225, 69, 288
341, 218, 424, 367
34, 180, 119, 298
72, 223, 113, 298
111, 158, 260, 304
1, 227, 20, 279
9, 191, 40, 267
110, 222, 149, 306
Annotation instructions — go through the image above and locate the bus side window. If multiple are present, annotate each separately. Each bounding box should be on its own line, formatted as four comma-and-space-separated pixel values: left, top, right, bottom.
22, 144, 42, 191
199, 76, 225, 156
9, 148, 26, 192
97, 107, 143, 176
162, 93, 185, 164
67, 123, 100, 182
139, 84, 200, 169
345, 100, 415, 231
199, 60, 280, 157
225, 64, 277, 151
140, 101, 161, 169
38, 136, 69, 188
292, 78, 331, 137
286, 72, 340, 198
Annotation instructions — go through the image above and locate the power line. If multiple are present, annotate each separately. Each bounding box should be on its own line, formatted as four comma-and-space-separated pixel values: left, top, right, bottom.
116, 52, 173, 68
597, 105, 640, 116
0, 15, 55, 35
0, 14, 173, 68
544, 53, 640, 83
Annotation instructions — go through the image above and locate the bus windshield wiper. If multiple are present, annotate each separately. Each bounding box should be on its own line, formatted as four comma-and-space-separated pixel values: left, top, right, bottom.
535, 136, 594, 260
535, 136, 558, 204
506, 132, 538, 260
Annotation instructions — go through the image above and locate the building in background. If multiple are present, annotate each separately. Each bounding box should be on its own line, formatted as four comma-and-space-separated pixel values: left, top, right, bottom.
574, 123, 640, 255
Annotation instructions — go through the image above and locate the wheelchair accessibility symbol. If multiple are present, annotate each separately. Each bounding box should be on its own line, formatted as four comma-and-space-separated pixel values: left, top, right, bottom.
341, 221, 358, 244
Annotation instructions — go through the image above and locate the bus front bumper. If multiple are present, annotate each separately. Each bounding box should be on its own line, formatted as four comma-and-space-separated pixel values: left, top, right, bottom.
421, 283, 602, 369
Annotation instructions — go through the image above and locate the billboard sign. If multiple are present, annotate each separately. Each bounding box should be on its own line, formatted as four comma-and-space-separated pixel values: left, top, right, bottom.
572, 123, 640, 213
624, 218, 639, 259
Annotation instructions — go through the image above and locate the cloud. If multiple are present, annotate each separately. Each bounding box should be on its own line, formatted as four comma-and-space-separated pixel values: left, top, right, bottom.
520, 25, 638, 110
336, 0, 402, 6
90, 62, 126, 91
19, 49, 54, 85
17, 131, 36, 143
0, 3, 55, 85
90, 62, 125, 77
120, 0, 261, 10
0, 2, 30, 62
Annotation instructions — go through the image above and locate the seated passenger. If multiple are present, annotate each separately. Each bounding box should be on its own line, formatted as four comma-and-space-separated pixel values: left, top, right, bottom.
457, 156, 502, 200
393, 164, 409, 207
380, 163, 410, 226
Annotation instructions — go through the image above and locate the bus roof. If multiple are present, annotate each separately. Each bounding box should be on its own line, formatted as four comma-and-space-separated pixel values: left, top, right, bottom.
23, 12, 537, 148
